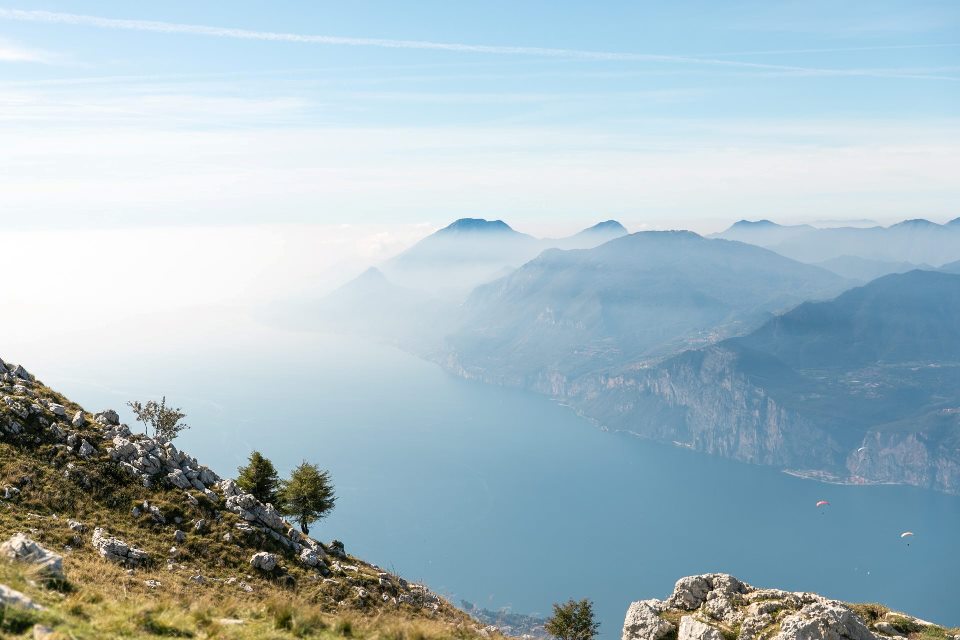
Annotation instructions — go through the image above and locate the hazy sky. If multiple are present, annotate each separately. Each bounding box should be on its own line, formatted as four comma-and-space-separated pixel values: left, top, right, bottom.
0, 0, 958, 236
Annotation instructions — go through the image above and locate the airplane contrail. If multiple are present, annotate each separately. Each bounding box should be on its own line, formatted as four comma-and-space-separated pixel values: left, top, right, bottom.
0, 8, 955, 81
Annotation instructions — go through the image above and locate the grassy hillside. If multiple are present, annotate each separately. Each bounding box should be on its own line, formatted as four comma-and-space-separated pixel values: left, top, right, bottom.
0, 362, 503, 640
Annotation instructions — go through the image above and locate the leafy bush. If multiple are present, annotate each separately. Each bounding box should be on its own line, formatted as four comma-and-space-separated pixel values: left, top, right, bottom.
545, 598, 599, 640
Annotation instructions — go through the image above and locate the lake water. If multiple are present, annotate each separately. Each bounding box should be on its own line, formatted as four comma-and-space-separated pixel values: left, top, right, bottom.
24, 322, 960, 638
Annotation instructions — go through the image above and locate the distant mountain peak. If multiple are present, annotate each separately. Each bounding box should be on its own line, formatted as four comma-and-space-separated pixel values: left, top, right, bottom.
945, 216, 960, 226
356, 266, 388, 282
438, 218, 515, 234
624, 229, 702, 241
581, 219, 627, 234
890, 218, 938, 228
730, 219, 779, 228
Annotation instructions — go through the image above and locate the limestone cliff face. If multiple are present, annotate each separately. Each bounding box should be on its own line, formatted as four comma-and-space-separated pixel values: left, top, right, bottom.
438, 270, 960, 495
623, 574, 958, 640
847, 422, 960, 494
443, 346, 841, 468
548, 346, 845, 470
440, 344, 960, 494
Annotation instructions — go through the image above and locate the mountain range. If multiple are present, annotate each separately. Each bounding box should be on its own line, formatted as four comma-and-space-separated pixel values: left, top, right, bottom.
313, 218, 628, 350
569, 270, 960, 492
445, 230, 848, 384
313, 217, 960, 494
712, 217, 960, 276
379, 218, 627, 298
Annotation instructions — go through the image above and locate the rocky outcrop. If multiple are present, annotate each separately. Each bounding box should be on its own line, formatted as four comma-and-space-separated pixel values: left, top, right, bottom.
1, 533, 64, 580
775, 600, 875, 640
623, 574, 953, 640
249, 552, 278, 572
107, 427, 221, 493
91, 528, 149, 566
623, 600, 672, 640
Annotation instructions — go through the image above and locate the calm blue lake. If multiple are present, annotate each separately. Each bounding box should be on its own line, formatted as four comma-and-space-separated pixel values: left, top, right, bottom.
31, 327, 960, 638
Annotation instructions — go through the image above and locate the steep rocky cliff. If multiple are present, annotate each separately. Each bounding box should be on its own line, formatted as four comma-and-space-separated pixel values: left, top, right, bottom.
566, 346, 847, 469
623, 574, 958, 640
441, 271, 960, 495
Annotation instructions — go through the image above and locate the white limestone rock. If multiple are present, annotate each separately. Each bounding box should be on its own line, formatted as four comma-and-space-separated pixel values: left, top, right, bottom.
679, 617, 725, 640
0, 533, 64, 580
773, 600, 877, 640
623, 600, 674, 640
298, 548, 321, 568
95, 409, 120, 426
669, 576, 714, 610
0, 582, 42, 610
91, 528, 149, 566
10, 364, 34, 381
167, 469, 192, 489
250, 551, 278, 572
78, 439, 96, 458
3, 396, 29, 419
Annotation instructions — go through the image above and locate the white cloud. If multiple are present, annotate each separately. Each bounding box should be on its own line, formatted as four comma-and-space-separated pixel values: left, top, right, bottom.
0, 89, 311, 125
0, 121, 958, 229
0, 37, 56, 63
0, 8, 956, 81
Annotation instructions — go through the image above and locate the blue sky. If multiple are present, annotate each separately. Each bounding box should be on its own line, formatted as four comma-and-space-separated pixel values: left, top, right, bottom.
0, 1, 958, 233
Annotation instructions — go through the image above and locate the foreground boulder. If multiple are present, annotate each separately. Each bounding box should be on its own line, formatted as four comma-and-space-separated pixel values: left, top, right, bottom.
624, 574, 951, 640
0, 533, 64, 580
0, 582, 41, 610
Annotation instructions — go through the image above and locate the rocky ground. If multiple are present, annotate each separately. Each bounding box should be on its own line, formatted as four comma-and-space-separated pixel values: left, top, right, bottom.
623, 574, 958, 640
0, 355, 506, 639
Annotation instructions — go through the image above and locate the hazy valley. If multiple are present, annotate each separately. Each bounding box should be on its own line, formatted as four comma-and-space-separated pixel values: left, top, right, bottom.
318, 217, 960, 495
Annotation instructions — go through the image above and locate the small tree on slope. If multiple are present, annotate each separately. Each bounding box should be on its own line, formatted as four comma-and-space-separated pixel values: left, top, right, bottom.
280, 461, 336, 535
236, 451, 282, 505
545, 598, 600, 640
127, 396, 189, 441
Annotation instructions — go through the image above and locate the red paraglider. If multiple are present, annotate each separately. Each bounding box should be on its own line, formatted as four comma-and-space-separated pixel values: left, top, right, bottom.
816, 500, 830, 507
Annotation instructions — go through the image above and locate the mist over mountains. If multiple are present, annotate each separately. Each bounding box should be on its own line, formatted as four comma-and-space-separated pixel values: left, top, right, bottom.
446, 231, 847, 383
313, 215, 960, 494
379, 218, 628, 298
713, 217, 960, 280
314, 218, 628, 350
